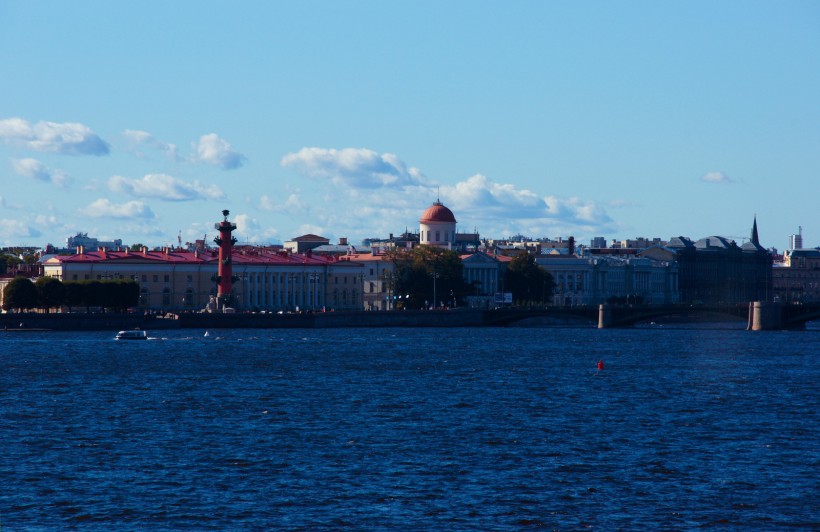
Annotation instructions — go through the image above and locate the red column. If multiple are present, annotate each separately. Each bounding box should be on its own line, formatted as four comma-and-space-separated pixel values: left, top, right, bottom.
214, 209, 237, 304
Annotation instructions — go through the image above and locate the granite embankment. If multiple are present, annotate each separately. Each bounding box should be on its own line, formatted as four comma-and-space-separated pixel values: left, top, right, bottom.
0, 309, 486, 331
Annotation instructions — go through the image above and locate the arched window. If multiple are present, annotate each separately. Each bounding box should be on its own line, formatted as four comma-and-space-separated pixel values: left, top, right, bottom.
162, 287, 171, 306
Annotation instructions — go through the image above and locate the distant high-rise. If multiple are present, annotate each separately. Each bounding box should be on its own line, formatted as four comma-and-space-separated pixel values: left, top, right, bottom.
788, 227, 803, 250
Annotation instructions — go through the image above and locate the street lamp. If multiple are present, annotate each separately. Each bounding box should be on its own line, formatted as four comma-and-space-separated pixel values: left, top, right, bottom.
430, 271, 440, 309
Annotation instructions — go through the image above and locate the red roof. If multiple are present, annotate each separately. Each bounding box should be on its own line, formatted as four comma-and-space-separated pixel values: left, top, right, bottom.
47, 248, 331, 266
420, 201, 456, 224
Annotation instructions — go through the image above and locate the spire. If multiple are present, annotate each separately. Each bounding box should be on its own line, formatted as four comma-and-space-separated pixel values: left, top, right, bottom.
750, 216, 760, 245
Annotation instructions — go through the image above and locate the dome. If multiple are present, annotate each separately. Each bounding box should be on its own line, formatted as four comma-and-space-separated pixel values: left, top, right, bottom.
420, 201, 457, 224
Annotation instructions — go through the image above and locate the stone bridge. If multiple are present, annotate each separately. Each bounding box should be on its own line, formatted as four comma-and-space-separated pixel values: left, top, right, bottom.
482, 302, 820, 330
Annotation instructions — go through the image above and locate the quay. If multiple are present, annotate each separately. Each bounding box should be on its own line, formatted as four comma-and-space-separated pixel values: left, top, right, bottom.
1, 302, 818, 332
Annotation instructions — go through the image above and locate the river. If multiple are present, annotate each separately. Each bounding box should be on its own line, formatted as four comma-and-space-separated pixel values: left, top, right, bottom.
1, 326, 817, 530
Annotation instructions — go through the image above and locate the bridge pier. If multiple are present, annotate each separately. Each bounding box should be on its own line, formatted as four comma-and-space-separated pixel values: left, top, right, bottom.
747, 301, 782, 331
598, 304, 612, 329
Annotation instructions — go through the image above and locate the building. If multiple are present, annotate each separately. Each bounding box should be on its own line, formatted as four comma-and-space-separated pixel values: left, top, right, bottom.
666, 218, 772, 304
283, 234, 331, 254
788, 227, 803, 251
535, 254, 679, 306
42, 244, 373, 312
773, 248, 820, 303
419, 200, 457, 248
461, 252, 511, 308
66, 232, 122, 250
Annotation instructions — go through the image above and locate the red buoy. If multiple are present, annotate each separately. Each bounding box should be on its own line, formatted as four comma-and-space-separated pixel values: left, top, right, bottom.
597, 360, 604, 371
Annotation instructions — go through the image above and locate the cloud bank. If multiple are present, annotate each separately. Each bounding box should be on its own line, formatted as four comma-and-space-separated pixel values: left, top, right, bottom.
84, 199, 155, 219
278, 146, 616, 239
109, 173, 225, 201
281, 147, 426, 188
0, 117, 109, 156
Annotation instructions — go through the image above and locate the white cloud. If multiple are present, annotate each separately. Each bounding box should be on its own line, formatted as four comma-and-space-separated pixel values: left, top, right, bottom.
123, 129, 179, 160
193, 133, 245, 170
232, 213, 279, 243
0, 219, 41, 242
84, 198, 155, 219
11, 158, 71, 187
437, 174, 614, 235
109, 173, 225, 201
257, 193, 308, 214
281, 147, 426, 188
701, 171, 733, 184
0, 117, 109, 155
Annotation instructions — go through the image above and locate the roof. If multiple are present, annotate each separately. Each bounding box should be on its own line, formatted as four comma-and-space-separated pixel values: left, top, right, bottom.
288, 234, 330, 243
46, 248, 331, 266
420, 201, 457, 224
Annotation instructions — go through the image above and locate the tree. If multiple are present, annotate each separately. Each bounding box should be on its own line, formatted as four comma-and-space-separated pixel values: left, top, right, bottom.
64, 281, 85, 312
504, 251, 554, 305
2, 277, 38, 312
84, 280, 104, 311
35, 277, 66, 313
390, 246, 468, 309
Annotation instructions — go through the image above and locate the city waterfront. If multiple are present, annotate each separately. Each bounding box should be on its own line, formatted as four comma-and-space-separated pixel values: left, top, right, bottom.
1, 326, 817, 530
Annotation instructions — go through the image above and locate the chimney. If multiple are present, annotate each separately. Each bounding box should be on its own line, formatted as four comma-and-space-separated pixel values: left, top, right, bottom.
339, 237, 348, 246
568, 236, 575, 256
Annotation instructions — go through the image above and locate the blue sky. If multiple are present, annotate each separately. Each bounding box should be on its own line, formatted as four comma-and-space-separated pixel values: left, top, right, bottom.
1, 1, 818, 250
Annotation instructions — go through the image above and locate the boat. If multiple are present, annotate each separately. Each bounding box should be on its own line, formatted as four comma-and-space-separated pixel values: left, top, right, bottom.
115, 329, 148, 340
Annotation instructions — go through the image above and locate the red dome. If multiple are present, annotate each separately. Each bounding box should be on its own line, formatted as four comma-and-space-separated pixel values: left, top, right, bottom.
420, 201, 457, 223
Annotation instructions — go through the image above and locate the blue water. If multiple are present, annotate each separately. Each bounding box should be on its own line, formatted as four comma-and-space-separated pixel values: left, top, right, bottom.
1, 326, 818, 530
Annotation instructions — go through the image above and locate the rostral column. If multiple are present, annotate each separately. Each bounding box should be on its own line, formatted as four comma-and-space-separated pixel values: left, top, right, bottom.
214, 209, 238, 307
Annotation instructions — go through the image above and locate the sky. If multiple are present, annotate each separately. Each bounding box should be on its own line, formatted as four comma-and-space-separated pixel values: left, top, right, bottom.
1, 1, 818, 251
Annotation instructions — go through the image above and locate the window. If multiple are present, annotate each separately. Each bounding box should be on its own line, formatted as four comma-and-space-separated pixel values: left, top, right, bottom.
187, 275, 193, 283
153, 275, 158, 282
142, 275, 147, 282
162, 288, 171, 306
164, 275, 170, 283
72, 274, 78, 280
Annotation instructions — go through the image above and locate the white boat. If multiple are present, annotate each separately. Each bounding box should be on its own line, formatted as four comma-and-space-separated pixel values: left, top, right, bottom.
115, 329, 148, 340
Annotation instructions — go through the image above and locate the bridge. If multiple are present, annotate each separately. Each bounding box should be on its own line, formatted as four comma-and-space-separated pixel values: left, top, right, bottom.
483, 302, 820, 330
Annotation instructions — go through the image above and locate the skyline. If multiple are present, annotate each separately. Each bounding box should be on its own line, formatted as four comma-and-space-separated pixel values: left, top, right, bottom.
1, 1, 818, 250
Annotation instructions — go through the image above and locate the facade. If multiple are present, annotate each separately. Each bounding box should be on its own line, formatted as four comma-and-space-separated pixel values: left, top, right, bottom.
666, 219, 772, 304
43, 247, 344, 312
535, 255, 679, 306
461, 252, 510, 308
773, 248, 820, 303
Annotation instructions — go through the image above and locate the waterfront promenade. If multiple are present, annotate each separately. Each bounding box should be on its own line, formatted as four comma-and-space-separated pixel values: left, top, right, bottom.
3, 303, 819, 331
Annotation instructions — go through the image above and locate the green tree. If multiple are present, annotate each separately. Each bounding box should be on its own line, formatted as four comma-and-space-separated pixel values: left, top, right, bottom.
63, 281, 85, 312
84, 280, 104, 311
35, 277, 66, 313
390, 246, 467, 309
504, 251, 554, 305
2, 277, 38, 312
104, 280, 140, 311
